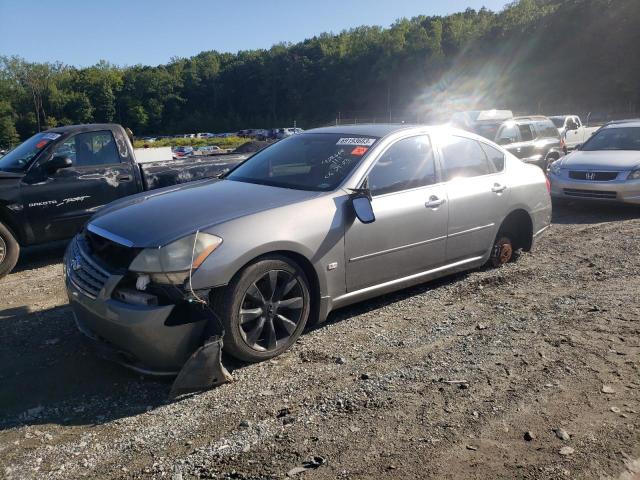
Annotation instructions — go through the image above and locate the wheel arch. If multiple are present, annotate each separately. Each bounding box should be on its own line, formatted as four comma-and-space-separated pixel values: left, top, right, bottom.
0, 206, 25, 245
498, 208, 534, 252
212, 249, 323, 325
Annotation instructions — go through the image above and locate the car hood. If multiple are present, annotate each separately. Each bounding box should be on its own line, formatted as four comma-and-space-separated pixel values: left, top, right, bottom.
88, 179, 323, 248
561, 150, 640, 171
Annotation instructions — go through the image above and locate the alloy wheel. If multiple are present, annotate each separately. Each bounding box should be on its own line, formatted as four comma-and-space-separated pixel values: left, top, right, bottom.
0, 235, 6, 265
238, 269, 305, 352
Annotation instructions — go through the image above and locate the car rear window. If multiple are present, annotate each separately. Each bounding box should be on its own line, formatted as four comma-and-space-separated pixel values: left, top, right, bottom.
480, 142, 505, 171
440, 135, 495, 180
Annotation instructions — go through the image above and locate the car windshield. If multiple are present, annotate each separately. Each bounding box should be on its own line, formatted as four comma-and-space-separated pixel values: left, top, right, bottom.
550, 117, 566, 128
0, 132, 60, 173
581, 127, 640, 151
226, 133, 378, 191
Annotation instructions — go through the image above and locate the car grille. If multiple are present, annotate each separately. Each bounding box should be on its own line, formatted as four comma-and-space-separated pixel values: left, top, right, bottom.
568, 171, 619, 181
85, 230, 141, 271
67, 239, 110, 298
563, 188, 617, 199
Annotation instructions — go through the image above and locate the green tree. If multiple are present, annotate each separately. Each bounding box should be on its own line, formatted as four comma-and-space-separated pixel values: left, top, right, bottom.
0, 100, 20, 147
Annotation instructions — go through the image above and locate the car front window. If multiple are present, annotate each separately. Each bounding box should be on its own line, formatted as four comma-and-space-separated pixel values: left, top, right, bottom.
582, 127, 640, 151
0, 132, 61, 173
226, 133, 378, 191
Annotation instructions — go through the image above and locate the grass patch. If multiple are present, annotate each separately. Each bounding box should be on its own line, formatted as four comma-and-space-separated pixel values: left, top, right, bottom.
133, 136, 247, 150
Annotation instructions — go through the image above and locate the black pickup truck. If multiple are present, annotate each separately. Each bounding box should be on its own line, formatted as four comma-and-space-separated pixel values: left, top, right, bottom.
0, 124, 249, 278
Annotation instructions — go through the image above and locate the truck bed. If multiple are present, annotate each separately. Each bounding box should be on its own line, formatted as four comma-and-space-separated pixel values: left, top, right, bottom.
140, 154, 247, 190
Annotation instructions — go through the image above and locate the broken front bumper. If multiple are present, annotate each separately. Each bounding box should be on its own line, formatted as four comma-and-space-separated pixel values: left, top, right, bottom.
64, 239, 207, 375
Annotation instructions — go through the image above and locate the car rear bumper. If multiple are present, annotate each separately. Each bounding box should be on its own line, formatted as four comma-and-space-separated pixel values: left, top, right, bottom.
64, 239, 207, 375
549, 173, 640, 204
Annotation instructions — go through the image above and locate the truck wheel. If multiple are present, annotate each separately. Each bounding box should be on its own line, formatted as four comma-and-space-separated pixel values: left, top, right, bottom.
0, 222, 20, 279
212, 255, 311, 363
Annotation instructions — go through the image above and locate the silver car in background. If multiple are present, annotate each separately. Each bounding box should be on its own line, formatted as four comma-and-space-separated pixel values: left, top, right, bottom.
64, 124, 551, 378
549, 119, 640, 204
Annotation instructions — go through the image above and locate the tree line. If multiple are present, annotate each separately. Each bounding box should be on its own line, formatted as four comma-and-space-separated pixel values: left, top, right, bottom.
1, 0, 638, 147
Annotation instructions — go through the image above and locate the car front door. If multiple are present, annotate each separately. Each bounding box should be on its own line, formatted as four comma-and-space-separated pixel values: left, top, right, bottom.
22, 129, 139, 243
344, 135, 449, 292
435, 134, 510, 262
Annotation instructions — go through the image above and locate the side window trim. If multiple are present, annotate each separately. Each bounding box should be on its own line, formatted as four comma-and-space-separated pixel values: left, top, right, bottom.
478, 141, 506, 173
53, 130, 122, 169
365, 134, 441, 197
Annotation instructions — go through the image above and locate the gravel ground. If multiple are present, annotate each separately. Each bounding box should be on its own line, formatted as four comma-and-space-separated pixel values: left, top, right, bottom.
1, 203, 639, 479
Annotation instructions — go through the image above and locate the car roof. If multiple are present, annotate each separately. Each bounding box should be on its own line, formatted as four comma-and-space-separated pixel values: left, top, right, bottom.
45, 123, 121, 134
603, 118, 640, 128
306, 124, 416, 138
511, 115, 551, 122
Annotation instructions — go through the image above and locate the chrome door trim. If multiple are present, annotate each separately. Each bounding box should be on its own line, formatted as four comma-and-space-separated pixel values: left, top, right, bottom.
447, 223, 495, 239
335, 255, 483, 304
348, 235, 447, 263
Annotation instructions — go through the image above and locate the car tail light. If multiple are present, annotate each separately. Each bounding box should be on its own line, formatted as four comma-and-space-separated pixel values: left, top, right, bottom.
560, 136, 566, 150
546, 177, 551, 193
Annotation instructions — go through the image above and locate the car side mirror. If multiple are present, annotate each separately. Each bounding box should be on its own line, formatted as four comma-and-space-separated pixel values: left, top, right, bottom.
46, 155, 73, 173
350, 187, 375, 224
575, 143, 583, 150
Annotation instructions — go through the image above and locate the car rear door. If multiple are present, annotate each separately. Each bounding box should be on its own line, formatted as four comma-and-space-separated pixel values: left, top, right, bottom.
434, 134, 510, 263
22, 129, 139, 243
344, 135, 448, 292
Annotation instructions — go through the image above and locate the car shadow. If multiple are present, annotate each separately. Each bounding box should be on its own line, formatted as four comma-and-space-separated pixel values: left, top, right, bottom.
312, 270, 469, 330
0, 303, 171, 431
0, 266, 472, 431
552, 201, 640, 225
11, 240, 68, 274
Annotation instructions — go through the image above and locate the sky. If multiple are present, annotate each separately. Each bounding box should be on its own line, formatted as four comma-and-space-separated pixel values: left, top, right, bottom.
0, 0, 509, 67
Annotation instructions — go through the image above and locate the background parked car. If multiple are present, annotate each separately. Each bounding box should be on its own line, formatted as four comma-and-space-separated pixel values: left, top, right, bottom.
548, 118, 640, 204
450, 110, 514, 140
172, 146, 194, 159
276, 127, 304, 139
549, 115, 599, 152
194, 145, 224, 155
495, 116, 564, 170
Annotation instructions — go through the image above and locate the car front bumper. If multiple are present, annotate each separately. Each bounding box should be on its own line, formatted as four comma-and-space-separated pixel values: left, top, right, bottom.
549, 172, 640, 204
64, 239, 207, 375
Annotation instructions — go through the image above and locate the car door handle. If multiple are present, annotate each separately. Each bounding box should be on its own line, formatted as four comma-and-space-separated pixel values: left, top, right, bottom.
425, 196, 446, 208
491, 183, 507, 193
116, 174, 133, 182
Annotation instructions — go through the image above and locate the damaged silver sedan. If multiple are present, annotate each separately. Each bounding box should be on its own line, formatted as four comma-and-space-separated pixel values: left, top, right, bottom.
64, 124, 551, 392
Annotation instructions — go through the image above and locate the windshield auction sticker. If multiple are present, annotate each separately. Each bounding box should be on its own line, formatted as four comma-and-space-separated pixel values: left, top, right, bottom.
336, 137, 376, 146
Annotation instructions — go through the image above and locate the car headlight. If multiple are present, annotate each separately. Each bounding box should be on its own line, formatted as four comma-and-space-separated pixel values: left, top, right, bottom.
549, 160, 562, 175
628, 169, 640, 180
129, 232, 222, 284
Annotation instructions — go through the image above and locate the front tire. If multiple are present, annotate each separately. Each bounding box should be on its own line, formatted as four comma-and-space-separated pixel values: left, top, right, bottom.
0, 221, 19, 279
213, 255, 311, 362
